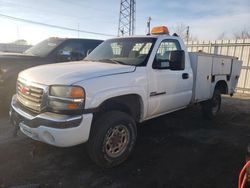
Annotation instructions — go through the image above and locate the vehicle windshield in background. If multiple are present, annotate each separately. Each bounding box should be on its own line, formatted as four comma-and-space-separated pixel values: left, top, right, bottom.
24, 38, 64, 57
85, 37, 156, 66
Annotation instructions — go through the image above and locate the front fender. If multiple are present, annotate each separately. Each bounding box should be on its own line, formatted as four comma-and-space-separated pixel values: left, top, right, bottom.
86, 86, 147, 119
74, 67, 148, 120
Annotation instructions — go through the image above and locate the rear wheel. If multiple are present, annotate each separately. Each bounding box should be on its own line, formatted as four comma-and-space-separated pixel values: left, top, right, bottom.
86, 111, 137, 168
201, 89, 221, 119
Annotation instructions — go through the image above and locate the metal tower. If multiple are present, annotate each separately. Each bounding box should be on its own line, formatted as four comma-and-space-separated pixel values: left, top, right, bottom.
118, 0, 136, 36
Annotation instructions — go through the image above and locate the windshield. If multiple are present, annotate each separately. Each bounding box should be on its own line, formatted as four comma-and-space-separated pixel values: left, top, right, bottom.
85, 37, 156, 66
24, 38, 65, 57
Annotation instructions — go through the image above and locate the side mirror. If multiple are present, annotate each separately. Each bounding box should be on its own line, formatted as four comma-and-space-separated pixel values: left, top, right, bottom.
152, 59, 170, 69
169, 50, 185, 70
87, 49, 93, 56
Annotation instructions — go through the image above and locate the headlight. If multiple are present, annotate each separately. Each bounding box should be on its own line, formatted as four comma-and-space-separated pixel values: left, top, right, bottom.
50, 85, 85, 99
48, 85, 85, 112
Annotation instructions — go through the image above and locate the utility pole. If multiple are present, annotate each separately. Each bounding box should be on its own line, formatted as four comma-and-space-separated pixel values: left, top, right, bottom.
186, 26, 190, 43
118, 0, 136, 36
16, 25, 20, 40
147, 17, 151, 35
77, 23, 80, 38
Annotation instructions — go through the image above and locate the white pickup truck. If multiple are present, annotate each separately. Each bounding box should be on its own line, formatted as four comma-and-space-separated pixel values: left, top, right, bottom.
10, 26, 242, 167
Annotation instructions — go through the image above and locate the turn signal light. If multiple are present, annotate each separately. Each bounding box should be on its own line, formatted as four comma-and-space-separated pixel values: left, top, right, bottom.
67, 103, 79, 109
69, 87, 85, 98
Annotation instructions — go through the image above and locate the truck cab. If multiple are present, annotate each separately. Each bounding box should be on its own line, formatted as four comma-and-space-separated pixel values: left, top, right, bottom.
146, 33, 193, 118
10, 26, 242, 167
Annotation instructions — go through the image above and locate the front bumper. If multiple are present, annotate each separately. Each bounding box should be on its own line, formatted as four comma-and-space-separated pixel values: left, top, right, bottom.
10, 95, 93, 147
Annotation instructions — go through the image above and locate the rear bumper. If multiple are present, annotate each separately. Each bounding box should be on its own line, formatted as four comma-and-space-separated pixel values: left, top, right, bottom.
10, 95, 93, 147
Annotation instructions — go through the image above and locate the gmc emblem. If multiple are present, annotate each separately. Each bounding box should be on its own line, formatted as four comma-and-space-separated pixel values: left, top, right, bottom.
20, 86, 30, 94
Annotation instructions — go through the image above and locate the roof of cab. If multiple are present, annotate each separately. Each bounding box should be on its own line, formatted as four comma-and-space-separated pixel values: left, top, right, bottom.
47, 37, 103, 42
109, 34, 179, 40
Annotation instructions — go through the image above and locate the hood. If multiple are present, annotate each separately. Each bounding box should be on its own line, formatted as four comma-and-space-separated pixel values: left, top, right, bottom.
0, 52, 42, 69
19, 61, 136, 85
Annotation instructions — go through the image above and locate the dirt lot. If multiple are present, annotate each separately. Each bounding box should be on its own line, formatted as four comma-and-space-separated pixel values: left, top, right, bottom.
0, 94, 250, 188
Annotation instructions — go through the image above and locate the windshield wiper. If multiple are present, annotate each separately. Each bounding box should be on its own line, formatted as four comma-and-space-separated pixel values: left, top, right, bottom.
82, 59, 96, 62
98, 59, 125, 65
22, 51, 36, 56
84, 58, 126, 65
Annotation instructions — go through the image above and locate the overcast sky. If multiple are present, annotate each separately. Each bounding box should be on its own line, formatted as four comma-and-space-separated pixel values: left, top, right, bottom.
0, 0, 249, 44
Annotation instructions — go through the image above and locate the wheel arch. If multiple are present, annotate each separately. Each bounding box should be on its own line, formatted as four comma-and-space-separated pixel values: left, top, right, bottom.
93, 94, 144, 123
214, 80, 228, 94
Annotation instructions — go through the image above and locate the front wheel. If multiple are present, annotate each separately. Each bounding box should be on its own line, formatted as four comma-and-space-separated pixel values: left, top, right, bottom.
201, 89, 221, 119
86, 111, 137, 168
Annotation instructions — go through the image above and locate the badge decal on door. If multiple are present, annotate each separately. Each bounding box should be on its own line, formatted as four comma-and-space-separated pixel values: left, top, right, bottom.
150, 91, 167, 97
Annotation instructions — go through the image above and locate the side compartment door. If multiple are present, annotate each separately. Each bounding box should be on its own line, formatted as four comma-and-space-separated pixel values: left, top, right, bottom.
194, 55, 213, 101
147, 39, 193, 117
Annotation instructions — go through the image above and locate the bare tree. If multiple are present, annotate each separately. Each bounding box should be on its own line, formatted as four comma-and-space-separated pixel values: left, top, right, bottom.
173, 23, 187, 39
233, 28, 250, 39
217, 32, 228, 40
173, 23, 198, 42
188, 34, 198, 42
173, 23, 189, 41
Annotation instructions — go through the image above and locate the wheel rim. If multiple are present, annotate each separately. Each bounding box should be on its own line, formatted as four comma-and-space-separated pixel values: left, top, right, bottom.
104, 125, 130, 158
212, 95, 220, 115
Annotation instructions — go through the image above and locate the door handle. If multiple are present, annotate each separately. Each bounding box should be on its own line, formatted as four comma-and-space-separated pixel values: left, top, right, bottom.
182, 73, 189, 79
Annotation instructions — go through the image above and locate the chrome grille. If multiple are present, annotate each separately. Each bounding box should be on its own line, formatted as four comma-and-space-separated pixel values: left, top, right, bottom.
17, 79, 45, 112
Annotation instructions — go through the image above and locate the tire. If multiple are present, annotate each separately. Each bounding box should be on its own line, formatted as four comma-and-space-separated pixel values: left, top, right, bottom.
201, 89, 221, 119
3, 94, 13, 109
86, 111, 137, 168
0, 92, 13, 115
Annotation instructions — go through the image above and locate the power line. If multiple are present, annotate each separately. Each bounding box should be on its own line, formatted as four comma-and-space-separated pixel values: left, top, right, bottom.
0, 13, 115, 37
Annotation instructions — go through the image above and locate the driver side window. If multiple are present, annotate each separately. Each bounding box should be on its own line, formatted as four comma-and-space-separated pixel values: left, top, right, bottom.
153, 39, 181, 69
56, 41, 85, 62
156, 40, 180, 62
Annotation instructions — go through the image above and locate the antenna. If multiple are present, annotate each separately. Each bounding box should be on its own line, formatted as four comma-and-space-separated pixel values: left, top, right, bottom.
186, 26, 190, 43
147, 16, 151, 35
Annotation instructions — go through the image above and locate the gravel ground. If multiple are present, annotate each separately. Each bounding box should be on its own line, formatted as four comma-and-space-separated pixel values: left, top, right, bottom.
0, 94, 250, 188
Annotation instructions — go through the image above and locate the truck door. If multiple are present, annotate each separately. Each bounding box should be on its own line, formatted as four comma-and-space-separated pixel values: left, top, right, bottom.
147, 39, 193, 117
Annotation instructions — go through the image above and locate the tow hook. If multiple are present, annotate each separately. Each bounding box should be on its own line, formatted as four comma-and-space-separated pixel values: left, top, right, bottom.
9, 109, 20, 137
13, 123, 20, 137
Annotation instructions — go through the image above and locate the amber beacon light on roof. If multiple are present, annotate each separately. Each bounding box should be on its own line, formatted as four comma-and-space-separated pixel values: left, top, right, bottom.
151, 26, 170, 35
